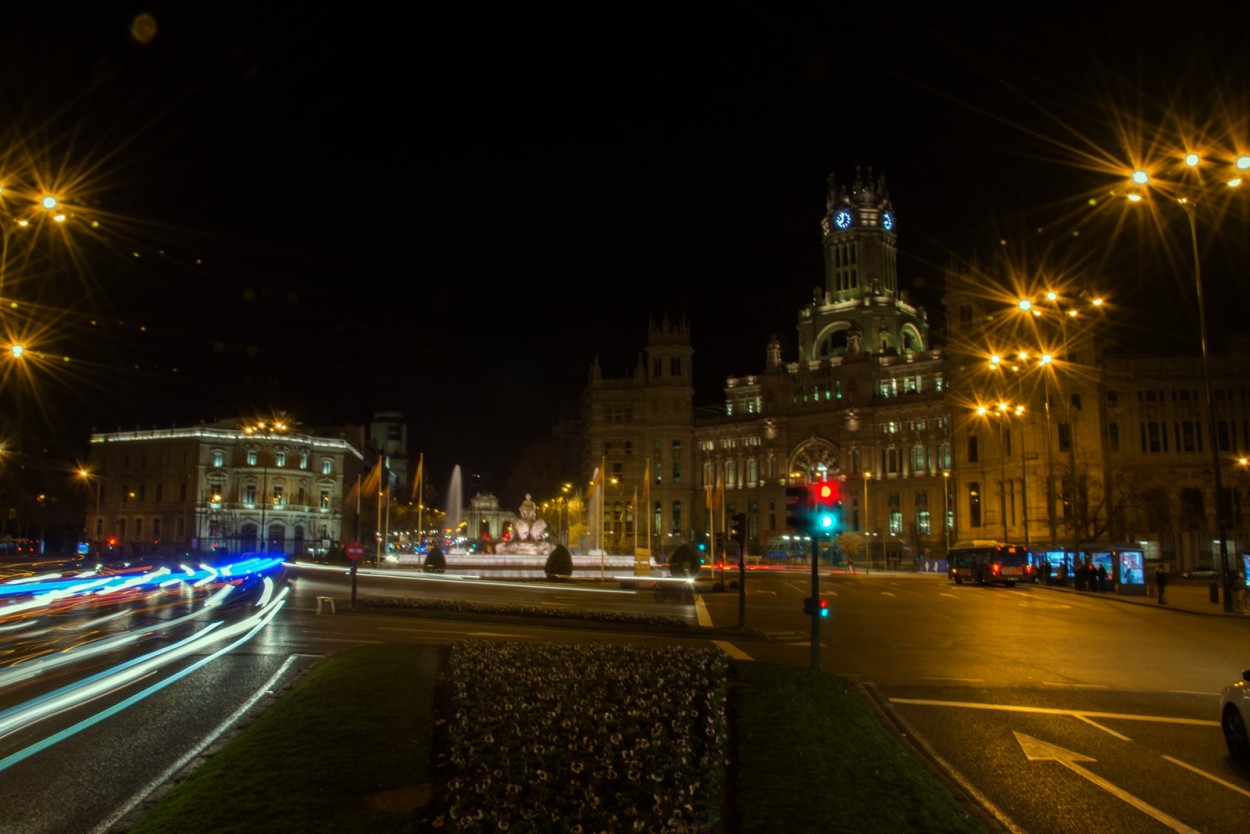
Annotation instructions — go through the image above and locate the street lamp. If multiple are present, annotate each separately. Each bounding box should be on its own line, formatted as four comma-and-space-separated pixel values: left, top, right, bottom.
78, 468, 101, 557
1128, 152, 1249, 612
976, 402, 1023, 543
243, 418, 290, 554
942, 470, 951, 554
988, 352, 1034, 547
1015, 292, 1104, 547
862, 470, 871, 568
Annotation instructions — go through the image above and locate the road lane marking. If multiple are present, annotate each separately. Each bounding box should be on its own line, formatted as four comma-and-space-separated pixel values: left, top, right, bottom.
1015, 733, 1199, 833
712, 640, 752, 660
1074, 714, 1132, 740
890, 697, 1219, 726
921, 677, 984, 684
92, 652, 315, 834
695, 595, 713, 627
1163, 754, 1250, 798
1043, 682, 1109, 689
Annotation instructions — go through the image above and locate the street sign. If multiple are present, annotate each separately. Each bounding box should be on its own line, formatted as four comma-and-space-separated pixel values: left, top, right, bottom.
345, 541, 365, 561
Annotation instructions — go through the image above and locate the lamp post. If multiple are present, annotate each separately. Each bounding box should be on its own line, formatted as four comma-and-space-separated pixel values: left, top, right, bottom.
942, 470, 951, 554
976, 401, 1025, 544
989, 352, 1033, 547
1017, 293, 1104, 547
243, 418, 289, 555
862, 470, 871, 569
78, 468, 100, 557
1129, 153, 1250, 612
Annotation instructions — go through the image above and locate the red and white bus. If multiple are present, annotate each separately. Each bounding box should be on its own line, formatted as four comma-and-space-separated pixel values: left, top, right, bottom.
948, 540, 1034, 587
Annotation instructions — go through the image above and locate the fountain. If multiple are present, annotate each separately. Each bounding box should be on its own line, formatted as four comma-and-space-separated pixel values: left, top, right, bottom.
445, 465, 464, 551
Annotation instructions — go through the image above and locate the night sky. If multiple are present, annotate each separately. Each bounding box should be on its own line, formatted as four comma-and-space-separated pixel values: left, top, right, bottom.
3, 4, 1248, 496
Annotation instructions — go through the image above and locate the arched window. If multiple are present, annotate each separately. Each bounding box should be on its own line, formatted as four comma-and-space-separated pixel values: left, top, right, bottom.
968, 482, 982, 528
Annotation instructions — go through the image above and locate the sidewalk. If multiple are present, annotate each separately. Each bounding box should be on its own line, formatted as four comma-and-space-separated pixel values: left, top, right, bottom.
1041, 577, 1249, 617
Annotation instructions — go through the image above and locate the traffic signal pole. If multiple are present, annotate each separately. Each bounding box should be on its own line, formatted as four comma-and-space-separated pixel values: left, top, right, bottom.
810, 535, 820, 669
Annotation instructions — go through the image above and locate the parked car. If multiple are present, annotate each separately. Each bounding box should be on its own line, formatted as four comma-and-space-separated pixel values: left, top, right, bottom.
1183, 566, 1216, 579
1220, 668, 1250, 763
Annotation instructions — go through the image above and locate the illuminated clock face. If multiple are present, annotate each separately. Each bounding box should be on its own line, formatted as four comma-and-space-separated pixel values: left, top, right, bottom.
834, 209, 852, 229
882, 211, 895, 231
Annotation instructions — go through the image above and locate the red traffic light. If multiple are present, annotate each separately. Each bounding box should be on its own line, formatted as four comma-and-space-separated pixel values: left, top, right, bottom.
816, 482, 835, 501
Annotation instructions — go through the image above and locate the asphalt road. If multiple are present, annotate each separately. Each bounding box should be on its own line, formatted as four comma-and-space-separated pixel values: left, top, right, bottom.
3, 561, 1248, 833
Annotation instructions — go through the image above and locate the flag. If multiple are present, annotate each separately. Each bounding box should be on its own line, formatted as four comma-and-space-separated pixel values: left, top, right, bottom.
714, 466, 724, 511
362, 457, 384, 497
411, 453, 424, 502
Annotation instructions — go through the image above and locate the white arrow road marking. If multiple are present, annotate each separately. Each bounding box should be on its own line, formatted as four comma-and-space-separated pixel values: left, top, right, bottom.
1013, 732, 1199, 833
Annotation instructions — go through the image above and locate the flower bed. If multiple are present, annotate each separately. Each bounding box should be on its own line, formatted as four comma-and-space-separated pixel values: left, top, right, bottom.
422, 640, 729, 832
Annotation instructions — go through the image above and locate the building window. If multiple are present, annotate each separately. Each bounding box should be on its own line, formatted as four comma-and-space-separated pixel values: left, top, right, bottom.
968, 482, 982, 528
1181, 421, 1197, 453
137, 484, 146, 501
135, 519, 143, 541
652, 501, 662, 538
212, 450, 224, 468
276, 451, 286, 467
1109, 423, 1119, 453
888, 508, 902, 535
300, 452, 309, 470
179, 482, 187, 501
273, 485, 284, 507
247, 450, 258, 466
671, 501, 681, 534
321, 459, 332, 475
246, 483, 257, 507
911, 444, 926, 473
155, 483, 164, 502
152, 518, 162, 541
968, 436, 978, 463
672, 441, 681, 485
320, 490, 331, 511
1059, 423, 1073, 454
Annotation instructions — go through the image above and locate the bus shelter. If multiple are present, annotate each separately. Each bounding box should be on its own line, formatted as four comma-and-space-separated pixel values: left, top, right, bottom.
1033, 545, 1147, 595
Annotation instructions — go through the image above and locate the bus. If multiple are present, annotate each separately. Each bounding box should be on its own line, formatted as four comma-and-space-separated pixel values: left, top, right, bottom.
948, 540, 1034, 587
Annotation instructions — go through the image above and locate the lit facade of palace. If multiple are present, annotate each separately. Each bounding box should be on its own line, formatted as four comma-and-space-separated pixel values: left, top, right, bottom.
580, 167, 1250, 572
83, 418, 367, 558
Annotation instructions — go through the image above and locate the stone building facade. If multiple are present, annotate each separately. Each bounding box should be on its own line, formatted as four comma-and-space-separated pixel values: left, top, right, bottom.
84, 417, 365, 558
580, 166, 1250, 574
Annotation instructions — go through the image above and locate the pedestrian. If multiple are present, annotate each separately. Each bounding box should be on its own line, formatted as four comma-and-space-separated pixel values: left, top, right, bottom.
1096, 562, 1108, 593
1155, 566, 1168, 604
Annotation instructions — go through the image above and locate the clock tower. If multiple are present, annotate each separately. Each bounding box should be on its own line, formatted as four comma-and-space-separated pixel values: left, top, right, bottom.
795, 167, 928, 362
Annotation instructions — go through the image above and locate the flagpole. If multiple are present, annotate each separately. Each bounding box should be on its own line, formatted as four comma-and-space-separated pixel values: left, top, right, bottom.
599, 454, 606, 579
644, 457, 651, 554
415, 453, 424, 545
632, 486, 638, 551
376, 465, 384, 568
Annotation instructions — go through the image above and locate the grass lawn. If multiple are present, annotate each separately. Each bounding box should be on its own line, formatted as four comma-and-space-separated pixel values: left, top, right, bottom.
130, 642, 989, 833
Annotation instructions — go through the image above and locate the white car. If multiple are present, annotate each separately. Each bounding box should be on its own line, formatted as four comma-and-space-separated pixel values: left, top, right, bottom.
1221, 668, 1250, 763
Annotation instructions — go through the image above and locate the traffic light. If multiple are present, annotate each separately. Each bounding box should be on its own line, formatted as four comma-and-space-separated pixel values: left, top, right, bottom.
803, 597, 830, 617
812, 480, 840, 536
730, 513, 746, 544
784, 485, 808, 531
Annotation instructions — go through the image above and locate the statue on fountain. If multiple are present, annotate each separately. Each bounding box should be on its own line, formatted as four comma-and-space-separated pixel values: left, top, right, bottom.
495, 493, 555, 556
514, 494, 547, 542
